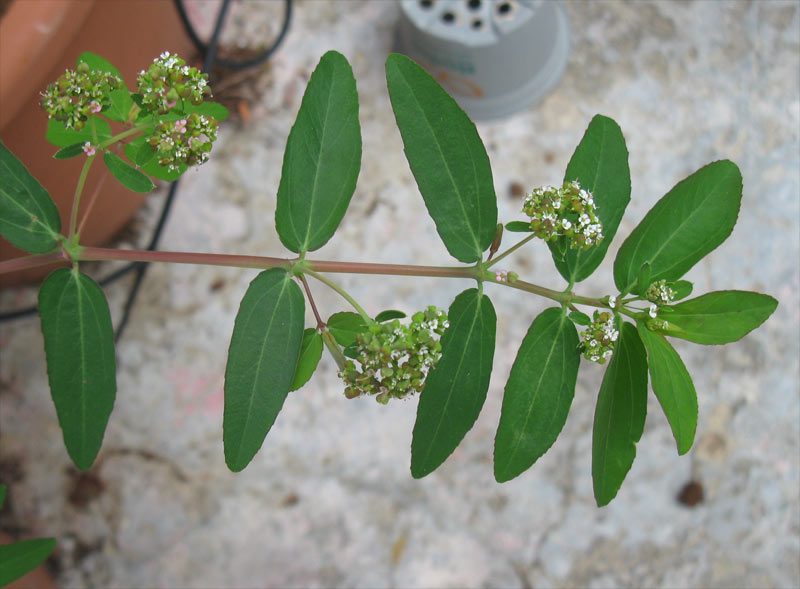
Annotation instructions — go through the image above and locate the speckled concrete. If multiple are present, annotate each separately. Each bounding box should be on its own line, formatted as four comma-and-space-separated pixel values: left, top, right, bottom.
1, 1, 798, 588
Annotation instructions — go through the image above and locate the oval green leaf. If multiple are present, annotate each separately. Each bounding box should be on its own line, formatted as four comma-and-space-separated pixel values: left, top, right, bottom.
592, 322, 648, 507
670, 280, 693, 301
105, 88, 135, 123
494, 307, 580, 482
183, 100, 230, 121
550, 114, 631, 283
275, 50, 362, 253
386, 53, 497, 264
38, 268, 117, 470
614, 160, 743, 293
327, 311, 368, 347
0, 538, 57, 586
103, 152, 155, 193
0, 141, 61, 253
53, 142, 86, 160
290, 328, 323, 392
411, 288, 496, 478
77, 51, 125, 80
124, 137, 183, 181
505, 221, 533, 233
375, 309, 407, 323
637, 322, 697, 455
663, 290, 778, 345
223, 269, 305, 472
46, 116, 111, 147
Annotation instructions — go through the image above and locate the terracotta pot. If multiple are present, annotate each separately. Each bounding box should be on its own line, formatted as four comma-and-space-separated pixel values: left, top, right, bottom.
0, 0, 194, 286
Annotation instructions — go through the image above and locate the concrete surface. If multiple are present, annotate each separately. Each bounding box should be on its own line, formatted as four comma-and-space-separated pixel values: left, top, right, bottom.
1, 1, 798, 587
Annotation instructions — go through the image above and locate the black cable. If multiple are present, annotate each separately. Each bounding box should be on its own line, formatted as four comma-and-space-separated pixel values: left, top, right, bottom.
174, 0, 293, 71
0, 0, 293, 328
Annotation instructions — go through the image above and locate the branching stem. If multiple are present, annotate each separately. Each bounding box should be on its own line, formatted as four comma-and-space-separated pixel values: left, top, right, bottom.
302, 268, 372, 324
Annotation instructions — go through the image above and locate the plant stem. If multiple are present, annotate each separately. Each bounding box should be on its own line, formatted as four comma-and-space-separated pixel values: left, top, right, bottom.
485, 233, 537, 269
299, 274, 324, 328
99, 124, 154, 150
302, 268, 372, 323
77, 246, 292, 270
305, 260, 476, 279
0, 251, 68, 275
68, 155, 95, 239
5, 245, 615, 313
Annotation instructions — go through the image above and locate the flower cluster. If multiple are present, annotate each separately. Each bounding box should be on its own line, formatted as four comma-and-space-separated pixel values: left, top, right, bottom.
41, 63, 124, 130
522, 181, 604, 249
137, 52, 211, 114
645, 280, 676, 305
339, 307, 449, 404
146, 113, 218, 171
580, 311, 618, 364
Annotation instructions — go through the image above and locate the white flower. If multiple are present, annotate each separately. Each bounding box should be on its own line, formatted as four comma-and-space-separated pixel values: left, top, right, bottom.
608, 295, 617, 309
649, 304, 658, 318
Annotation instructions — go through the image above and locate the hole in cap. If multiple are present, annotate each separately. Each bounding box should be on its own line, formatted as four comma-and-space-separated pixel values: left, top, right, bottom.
441, 11, 456, 23
497, 1, 513, 16
467, 0, 482, 10
471, 18, 483, 29
419, 0, 434, 9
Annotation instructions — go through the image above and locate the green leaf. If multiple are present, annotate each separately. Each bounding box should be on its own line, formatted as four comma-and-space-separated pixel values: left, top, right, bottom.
327, 312, 368, 347
494, 308, 580, 482
342, 343, 359, 359
375, 309, 406, 322
290, 328, 323, 391
662, 290, 778, 345
223, 269, 305, 472
0, 538, 57, 586
46, 116, 111, 147
592, 322, 648, 507
386, 53, 497, 264
550, 115, 631, 283
182, 100, 230, 121
38, 268, 116, 470
637, 322, 697, 455
670, 280, 693, 301
275, 50, 362, 253
568, 310, 591, 326
0, 484, 5, 507
0, 141, 61, 253
614, 160, 743, 293
103, 152, 154, 193
411, 288, 496, 477
105, 88, 135, 123
132, 141, 155, 167
53, 142, 86, 160
636, 262, 651, 297
124, 137, 182, 180
505, 221, 533, 233
77, 52, 125, 80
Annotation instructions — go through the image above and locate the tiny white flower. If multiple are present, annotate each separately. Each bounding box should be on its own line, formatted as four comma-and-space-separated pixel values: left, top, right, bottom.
649, 304, 658, 318
608, 295, 617, 309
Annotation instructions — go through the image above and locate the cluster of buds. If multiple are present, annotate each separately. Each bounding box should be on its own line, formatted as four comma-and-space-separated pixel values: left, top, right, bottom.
147, 113, 218, 171
580, 311, 618, 364
522, 181, 604, 249
339, 307, 449, 404
493, 269, 518, 283
41, 63, 124, 130
645, 280, 676, 305
137, 52, 211, 114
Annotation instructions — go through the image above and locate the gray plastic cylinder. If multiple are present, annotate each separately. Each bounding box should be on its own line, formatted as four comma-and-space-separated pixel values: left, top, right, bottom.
396, 0, 570, 120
